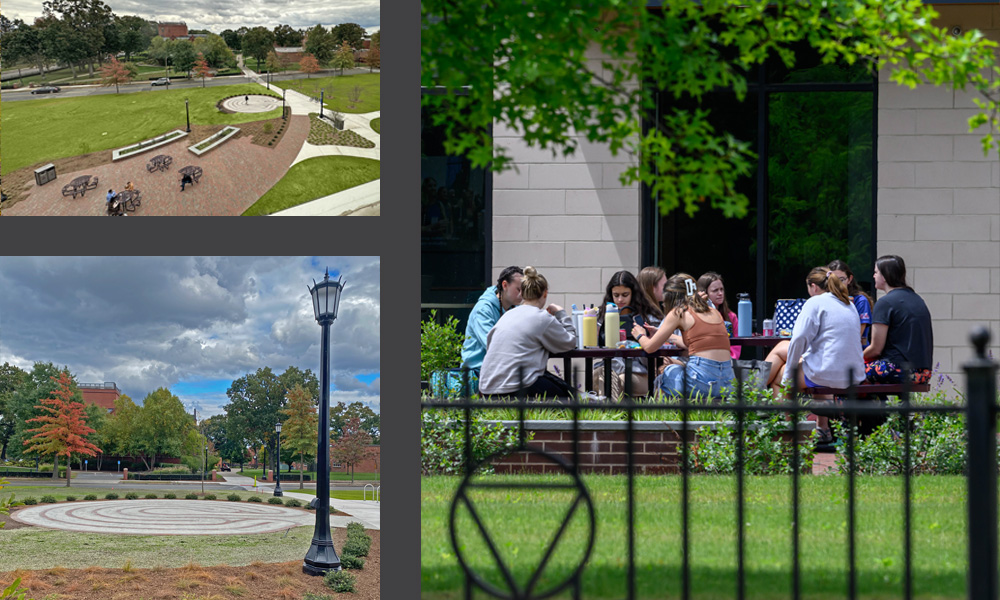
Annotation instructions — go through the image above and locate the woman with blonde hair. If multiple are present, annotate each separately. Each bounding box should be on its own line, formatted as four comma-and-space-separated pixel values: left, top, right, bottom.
479, 266, 578, 398
631, 274, 735, 399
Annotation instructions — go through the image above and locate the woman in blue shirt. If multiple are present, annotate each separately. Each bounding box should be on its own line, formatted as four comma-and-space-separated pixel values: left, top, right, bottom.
828, 259, 874, 348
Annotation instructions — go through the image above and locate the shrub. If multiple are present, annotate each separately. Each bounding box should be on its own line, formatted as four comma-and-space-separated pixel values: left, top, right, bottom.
164, 493, 177, 499
185, 493, 198, 500
346, 522, 365, 536
421, 410, 530, 475
40, 495, 57, 503
267, 497, 284, 504
105, 493, 119, 500
227, 493, 242, 502
84, 494, 97, 501
145, 493, 158, 499
203, 493, 217, 500
692, 411, 815, 475
341, 554, 365, 570
420, 310, 464, 381
263, 122, 274, 134
247, 496, 262, 503
342, 537, 369, 557
323, 570, 355, 593
22, 497, 37, 505
66, 496, 77, 502
302, 593, 335, 600
284, 498, 302, 507
125, 492, 139, 500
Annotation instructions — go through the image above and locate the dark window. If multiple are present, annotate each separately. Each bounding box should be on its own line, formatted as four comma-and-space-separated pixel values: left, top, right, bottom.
645, 45, 875, 330
421, 94, 492, 329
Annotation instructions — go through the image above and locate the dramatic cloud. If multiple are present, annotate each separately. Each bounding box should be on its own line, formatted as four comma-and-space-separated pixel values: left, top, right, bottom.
0, 256, 380, 417
4, 0, 380, 33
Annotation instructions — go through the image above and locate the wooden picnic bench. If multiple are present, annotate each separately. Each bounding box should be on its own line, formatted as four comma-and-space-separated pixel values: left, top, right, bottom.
147, 154, 173, 172
61, 175, 99, 199
800, 383, 931, 397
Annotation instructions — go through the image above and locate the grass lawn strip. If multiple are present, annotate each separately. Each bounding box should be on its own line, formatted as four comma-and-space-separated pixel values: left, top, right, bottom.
307, 113, 376, 147
422, 474, 967, 599
242, 156, 380, 216
271, 73, 380, 114
237, 468, 381, 481
2, 83, 283, 176
370, 118, 380, 134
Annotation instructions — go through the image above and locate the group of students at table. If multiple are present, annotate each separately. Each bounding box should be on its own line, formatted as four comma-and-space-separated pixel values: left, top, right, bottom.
461, 256, 932, 442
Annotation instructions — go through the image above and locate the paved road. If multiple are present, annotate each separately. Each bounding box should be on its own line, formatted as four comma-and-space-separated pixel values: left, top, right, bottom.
1, 67, 379, 102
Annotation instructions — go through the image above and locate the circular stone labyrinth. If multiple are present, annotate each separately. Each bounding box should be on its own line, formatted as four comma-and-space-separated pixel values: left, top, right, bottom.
221, 94, 283, 113
12, 500, 315, 535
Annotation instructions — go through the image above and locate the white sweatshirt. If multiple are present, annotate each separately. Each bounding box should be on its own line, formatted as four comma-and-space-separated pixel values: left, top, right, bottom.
782, 292, 865, 389
479, 305, 577, 394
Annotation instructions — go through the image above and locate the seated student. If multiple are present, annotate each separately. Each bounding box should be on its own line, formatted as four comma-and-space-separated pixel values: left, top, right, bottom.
593, 270, 663, 398
777, 267, 866, 443
828, 259, 874, 348
863, 255, 933, 384
460, 266, 523, 377
479, 267, 578, 398
637, 266, 667, 326
631, 275, 735, 399
697, 271, 741, 360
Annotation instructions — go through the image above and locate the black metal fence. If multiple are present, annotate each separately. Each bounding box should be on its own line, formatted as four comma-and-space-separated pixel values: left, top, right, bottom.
421, 329, 999, 600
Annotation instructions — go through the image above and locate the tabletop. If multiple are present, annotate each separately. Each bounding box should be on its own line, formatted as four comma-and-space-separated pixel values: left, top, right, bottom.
69, 175, 91, 187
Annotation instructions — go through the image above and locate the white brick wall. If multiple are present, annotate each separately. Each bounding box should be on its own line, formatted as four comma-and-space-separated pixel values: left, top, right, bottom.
491, 43, 641, 310
877, 5, 1000, 386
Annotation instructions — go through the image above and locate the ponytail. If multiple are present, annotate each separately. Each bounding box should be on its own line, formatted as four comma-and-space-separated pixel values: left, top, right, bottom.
807, 267, 850, 305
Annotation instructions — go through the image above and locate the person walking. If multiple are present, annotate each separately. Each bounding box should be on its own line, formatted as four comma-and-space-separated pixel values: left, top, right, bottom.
245, 95, 249, 105
180, 172, 193, 192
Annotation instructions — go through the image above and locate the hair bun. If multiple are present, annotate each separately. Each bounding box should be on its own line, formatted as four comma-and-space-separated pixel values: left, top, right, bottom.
524, 266, 538, 278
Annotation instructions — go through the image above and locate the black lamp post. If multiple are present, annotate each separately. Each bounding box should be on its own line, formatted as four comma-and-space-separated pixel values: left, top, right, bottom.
185, 98, 191, 133
320, 88, 324, 120
273, 422, 284, 497
303, 268, 345, 576
282, 88, 286, 120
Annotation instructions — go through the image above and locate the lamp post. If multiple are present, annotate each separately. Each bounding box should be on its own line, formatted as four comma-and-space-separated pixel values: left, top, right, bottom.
273, 422, 284, 497
202, 444, 207, 494
320, 88, 324, 120
185, 98, 191, 133
303, 268, 345, 576
282, 88, 286, 120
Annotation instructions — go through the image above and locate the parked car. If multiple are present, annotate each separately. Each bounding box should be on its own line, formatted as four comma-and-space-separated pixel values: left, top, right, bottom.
220, 463, 232, 472
151, 77, 171, 86
30, 86, 61, 94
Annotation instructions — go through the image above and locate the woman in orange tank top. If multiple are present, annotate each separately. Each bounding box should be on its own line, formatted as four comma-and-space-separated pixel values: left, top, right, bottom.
631, 274, 735, 399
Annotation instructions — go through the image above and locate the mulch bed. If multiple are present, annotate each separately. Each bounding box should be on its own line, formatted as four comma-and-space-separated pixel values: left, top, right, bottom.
307, 114, 375, 148
0, 529, 379, 600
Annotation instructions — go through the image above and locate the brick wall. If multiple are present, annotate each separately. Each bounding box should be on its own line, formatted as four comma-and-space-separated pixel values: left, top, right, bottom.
877, 5, 1000, 382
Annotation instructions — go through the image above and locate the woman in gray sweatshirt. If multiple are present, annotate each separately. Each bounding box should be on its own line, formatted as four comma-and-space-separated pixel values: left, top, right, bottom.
479, 266, 578, 398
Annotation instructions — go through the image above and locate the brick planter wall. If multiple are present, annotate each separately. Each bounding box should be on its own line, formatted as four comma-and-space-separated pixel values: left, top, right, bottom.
489, 420, 816, 475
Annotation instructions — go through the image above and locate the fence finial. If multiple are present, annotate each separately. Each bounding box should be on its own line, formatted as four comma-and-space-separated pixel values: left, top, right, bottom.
971, 327, 991, 359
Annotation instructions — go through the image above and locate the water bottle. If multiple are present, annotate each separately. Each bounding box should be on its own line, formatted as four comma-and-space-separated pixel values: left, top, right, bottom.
737, 293, 752, 337
604, 303, 619, 348
571, 304, 584, 349
582, 308, 598, 347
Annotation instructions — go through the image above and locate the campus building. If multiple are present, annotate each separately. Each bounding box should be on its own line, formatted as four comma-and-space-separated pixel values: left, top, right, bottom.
78, 382, 121, 413
157, 22, 194, 41
421, 3, 1000, 382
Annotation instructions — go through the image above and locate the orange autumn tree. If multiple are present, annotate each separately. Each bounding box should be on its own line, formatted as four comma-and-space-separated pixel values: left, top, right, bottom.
299, 53, 320, 78
193, 52, 213, 88
22, 372, 101, 487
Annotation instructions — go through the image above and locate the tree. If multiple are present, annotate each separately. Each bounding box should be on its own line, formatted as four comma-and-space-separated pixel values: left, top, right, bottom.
221, 29, 240, 51
304, 24, 334, 64
8, 363, 76, 464
116, 15, 154, 60
370, 30, 379, 50
148, 35, 175, 67
133, 388, 191, 471
330, 401, 379, 443
273, 23, 303, 47
99, 56, 132, 93
330, 417, 371, 484
422, 0, 1000, 219
265, 50, 284, 75
41, 0, 115, 76
299, 53, 320, 78
22, 372, 101, 487
171, 40, 197, 76
0, 364, 29, 461
195, 33, 236, 68
280, 385, 318, 489
241, 26, 275, 72
102, 394, 139, 466
192, 51, 212, 87
331, 23, 365, 50
367, 44, 380, 72
201, 414, 248, 469
81, 402, 108, 470
331, 40, 355, 76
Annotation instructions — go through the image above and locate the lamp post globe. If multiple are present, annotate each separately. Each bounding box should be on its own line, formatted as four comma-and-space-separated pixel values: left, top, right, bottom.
303, 268, 345, 575
273, 422, 284, 497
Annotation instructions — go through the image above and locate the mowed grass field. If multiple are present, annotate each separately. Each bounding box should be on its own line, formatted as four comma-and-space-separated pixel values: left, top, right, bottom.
422, 474, 969, 599
242, 156, 380, 215
1, 83, 282, 176
271, 73, 380, 114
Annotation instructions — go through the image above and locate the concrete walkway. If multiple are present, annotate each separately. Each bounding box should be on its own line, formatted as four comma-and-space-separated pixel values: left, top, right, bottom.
223, 474, 380, 530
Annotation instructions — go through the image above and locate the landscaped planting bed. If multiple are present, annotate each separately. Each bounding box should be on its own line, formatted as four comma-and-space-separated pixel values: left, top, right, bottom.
307, 113, 375, 147
111, 130, 187, 160
189, 126, 240, 155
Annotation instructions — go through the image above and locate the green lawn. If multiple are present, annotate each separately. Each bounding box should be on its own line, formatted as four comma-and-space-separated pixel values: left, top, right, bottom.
242, 156, 380, 216
371, 118, 380, 134
1, 83, 282, 176
422, 474, 968, 599
278, 490, 380, 501
238, 468, 380, 481
271, 73, 380, 113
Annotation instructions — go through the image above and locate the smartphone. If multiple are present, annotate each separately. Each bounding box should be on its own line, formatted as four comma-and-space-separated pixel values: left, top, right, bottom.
633, 315, 644, 328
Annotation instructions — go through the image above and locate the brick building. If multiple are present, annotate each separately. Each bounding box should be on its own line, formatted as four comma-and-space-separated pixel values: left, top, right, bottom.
157, 22, 194, 41
78, 382, 121, 413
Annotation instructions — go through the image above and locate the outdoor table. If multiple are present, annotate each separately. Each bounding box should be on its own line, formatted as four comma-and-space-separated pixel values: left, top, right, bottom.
107, 198, 126, 216
61, 174, 98, 199
147, 154, 173, 172
179, 165, 203, 184
118, 189, 141, 212
729, 335, 786, 348
552, 346, 684, 398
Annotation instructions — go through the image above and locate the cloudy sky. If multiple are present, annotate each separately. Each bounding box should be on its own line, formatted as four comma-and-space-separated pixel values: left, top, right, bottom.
4, 0, 379, 35
0, 256, 380, 420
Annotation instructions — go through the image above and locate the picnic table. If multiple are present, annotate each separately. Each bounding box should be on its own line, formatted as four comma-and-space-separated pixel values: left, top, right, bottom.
728, 335, 786, 347
106, 197, 126, 216
179, 165, 203, 184
61, 174, 99, 199
147, 154, 173, 172
118, 189, 142, 212
552, 346, 684, 397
